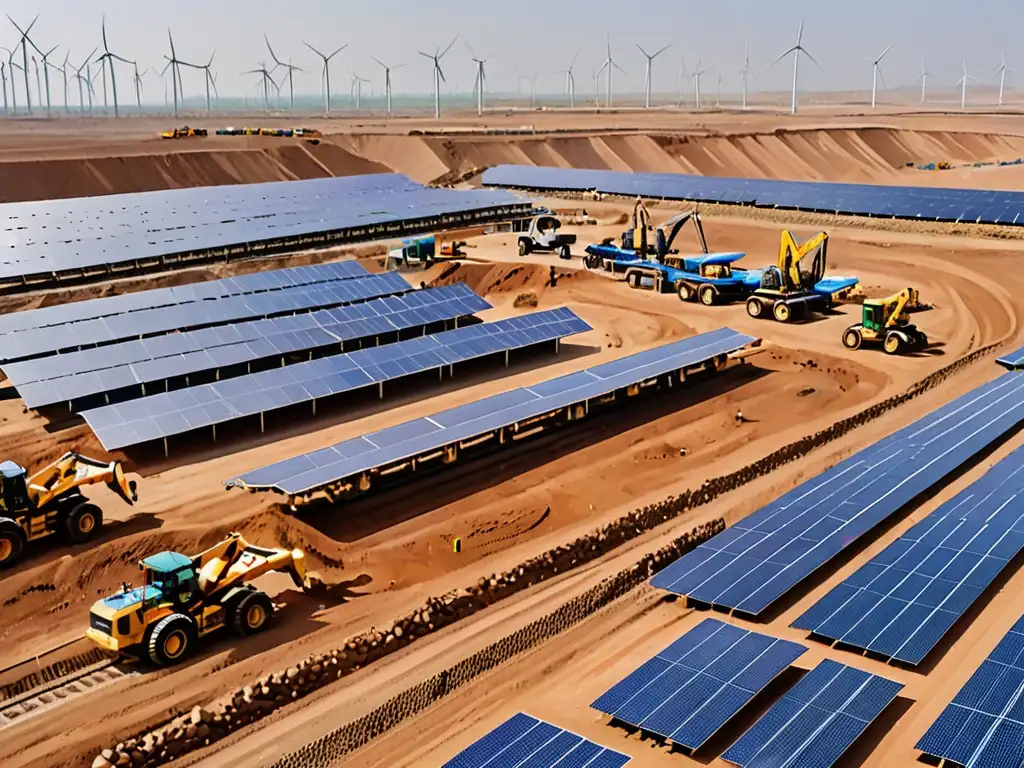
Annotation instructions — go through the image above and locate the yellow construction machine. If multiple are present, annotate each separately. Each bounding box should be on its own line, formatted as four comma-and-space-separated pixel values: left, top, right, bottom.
745, 231, 859, 322
0, 452, 138, 569
86, 532, 324, 666
842, 287, 929, 355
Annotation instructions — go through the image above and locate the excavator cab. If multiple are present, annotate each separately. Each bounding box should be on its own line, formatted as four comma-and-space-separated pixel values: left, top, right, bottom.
861, 303, 886, 334
0, 461, 29, 513
141, 552, 200, 607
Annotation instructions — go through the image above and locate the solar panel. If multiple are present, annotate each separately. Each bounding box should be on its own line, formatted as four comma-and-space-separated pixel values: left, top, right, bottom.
792, 444, 1024, 665
722, 659, 903, 768
591, 618, 806, 749
443, 712, 630, 768
0, 271, 412, 364
81, 307, 591, 451
997, 346, 1024, 370
227, 327, 755, 496
10, 284, 491, 407
481, 165, 1024, 228
0, 174, 528, 283
0, 261, 368, 337
650, 372, 1024, 618
917, 614, 1024, 768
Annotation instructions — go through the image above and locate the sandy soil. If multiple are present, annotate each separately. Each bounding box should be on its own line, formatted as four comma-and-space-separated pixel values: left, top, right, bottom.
0, 109, 1022, 768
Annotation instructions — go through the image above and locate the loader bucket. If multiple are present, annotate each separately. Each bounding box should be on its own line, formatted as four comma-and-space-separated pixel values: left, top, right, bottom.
108, 462, 138, 506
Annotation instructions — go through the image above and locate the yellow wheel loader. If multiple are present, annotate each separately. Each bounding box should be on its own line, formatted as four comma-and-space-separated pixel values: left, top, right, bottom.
86, 532, 324, 666
0, 452, 138, 569
842, 287, 928, 355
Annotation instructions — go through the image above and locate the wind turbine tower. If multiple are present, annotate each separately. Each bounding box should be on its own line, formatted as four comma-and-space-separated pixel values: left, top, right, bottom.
993, 53, 1016, 107
956, 59, 977, 110
265, 34, 301, 110
372, 57, 404, 116
555, 51, 578, 108
244, 62, 278, 114
915, 57, 931, 103
419, 35, 458, 119
692, 58, 711, 110
95, 16, 133, 116
466, 43, 491, 117
199, 54, 217, 113
866, 44, 892, 109
598, 37, 626, 108
163, 29, 193, 118
636, 43, 670, 109
304, 42, 346, 113
772, 20, 822, 115
739, 42, 750, 111
350, 72, 369, 110
6, 15, 38, 115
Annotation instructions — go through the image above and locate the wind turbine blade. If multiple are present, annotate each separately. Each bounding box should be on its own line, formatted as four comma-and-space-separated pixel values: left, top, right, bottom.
801, 47, 826, 72
878, 68, 888, 90
264, 33, 280, 65
878, 44, 892, 61
439, 35, 459, 59
373, 56, 386, 68
437, 64, 447, 83
329, 45, 347, 59
419, 51, 433, 59
613, 61, 627, 75
569, 50, 579, 70
303, 42, 323, 57
654, 45, 671, 58
637, 44, 650, 58
464, 41, 477, 59
771, 47, 798, 66
796, 19, 804, 45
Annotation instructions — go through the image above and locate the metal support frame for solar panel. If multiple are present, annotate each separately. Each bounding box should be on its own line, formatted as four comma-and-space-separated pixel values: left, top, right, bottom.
81, 307, 592, 454
11, 283, 492, 411
791, 443, 1024, 667
650, 371, 1024, 620
996, 346, 1024, 370
722, 659, 903, 768
0, 271, 415, 365
591, 618, 806, 753
0, 173, 533, 292
481, 165, 1024, 229
917, 614, 1024, 768
443, 712, 631, 768
226, 327, 757, 505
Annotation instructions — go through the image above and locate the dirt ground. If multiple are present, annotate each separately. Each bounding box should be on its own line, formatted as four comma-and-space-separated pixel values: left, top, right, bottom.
0, 106, 1023, 768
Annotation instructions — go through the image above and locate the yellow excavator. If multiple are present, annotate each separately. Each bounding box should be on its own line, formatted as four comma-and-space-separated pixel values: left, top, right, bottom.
86, 533, 324, 666
842, 288, 929, 355
0, 452, 138, 569
745, 231, 859, 323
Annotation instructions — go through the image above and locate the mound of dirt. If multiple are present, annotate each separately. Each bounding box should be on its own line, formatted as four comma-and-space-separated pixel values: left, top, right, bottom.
427, 261, 598, 297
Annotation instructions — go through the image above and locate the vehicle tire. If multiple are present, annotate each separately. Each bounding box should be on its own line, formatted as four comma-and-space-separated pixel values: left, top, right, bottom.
773, 301, 792, 323
230, 590, 274, 637
677, 282, 694, 302
699, 284, 718, 306
62, 502, 103, 544
148, 614, 197, 666
746, 297, 764, 318
518, 239, 531, 256
917, 332, 929, 349
884, 332, 904, 355
0, 518, 25, 570
584, 254, 600, 270
843, 327, 863, 350
559, 244, 571, 259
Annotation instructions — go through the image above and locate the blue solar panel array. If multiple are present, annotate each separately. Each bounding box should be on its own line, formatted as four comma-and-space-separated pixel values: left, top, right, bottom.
792, 444, 1024, 666
651, 372, 1024, 617
82, 307, 591, 450
0, 174, 528, 281
482, 165, 1024, 226
591, 618, 806, 750
227, 327, 753, 495
12, 284, 491, 409
443, 712, 630, 768
997, 346, 1024, 370
0, 271, 412, 364
917, 614, 1024, 768
0, 261, 368, 337
722, 659, 903, 768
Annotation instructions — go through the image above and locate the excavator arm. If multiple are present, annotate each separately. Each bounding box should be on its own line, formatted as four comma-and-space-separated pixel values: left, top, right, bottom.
778, 231, 829, 290
27, 451, 138, 509
870, 287, 918, 328
193, 532, 324, 597
659, 210, 709, 257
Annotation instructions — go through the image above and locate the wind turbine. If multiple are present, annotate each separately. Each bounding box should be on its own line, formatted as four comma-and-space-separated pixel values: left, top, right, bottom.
349, 72, 369, 110
95, 16, 132, 117
555, 51, 578, 109
914, 57, 931, 103
304, 42, 346, 113
198, 54, 217, 113
46, 50, 70, 113
692, 57, 711, 110
132, 62, 146, 111
162, 29, 191, 118
264, 34, 301, 110
73, 50, 96, 113
636, 43, 670, 109
772, 20, 823, 115
676, 58, 688, 106
31, 56, 41, 112
0, 61, 7, 114
6, 14, 37, 115
467, 45, 490, 116
956, 59, 978, 110
992, 53, 1018, 107
244, 62, 278, 114
597, 37, 626, 108
419, 35, 458, 119
372, 57, 404, 116
739, 42, 751, 110
865, 44, 892, 109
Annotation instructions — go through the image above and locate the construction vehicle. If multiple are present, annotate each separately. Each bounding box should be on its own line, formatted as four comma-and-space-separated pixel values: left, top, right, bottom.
517, 214, 577, 259
160, 126, 208, 139
842, 288, 928, 354
744, 231, 859, 323
0, 452, 138, 569
387, 235, 470, 268
86, 532, 324, 666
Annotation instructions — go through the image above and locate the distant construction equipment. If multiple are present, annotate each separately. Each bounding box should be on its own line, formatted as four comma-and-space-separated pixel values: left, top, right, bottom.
86, 532, 323, 665
842, 287, 928, 354
0, 452, 137, 568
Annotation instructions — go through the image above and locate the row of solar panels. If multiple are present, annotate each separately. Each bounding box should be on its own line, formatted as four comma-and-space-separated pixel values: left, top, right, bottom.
482, 165, 1024, 225
447, 619, 904, 768
82, 307, 592, 451
228, 327, 754, 496
0, 260, 369, 337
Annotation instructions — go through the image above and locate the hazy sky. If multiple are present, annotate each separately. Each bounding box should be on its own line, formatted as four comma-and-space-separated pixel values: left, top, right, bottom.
1, 0, 1021, 101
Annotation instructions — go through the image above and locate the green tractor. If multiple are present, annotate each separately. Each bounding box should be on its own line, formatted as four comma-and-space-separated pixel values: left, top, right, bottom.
843, 288, 928, 355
